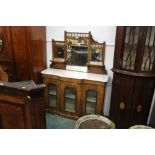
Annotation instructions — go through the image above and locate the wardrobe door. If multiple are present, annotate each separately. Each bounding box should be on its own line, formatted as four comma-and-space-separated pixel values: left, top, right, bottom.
11, 26, 31, 81
110, 73, 135, 128
0, 26, 16, 81
26, 26, 47, 83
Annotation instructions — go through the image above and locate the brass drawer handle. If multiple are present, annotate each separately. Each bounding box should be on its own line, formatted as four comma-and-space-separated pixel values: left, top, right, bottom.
120, 102, 125, 110
137, 105, 142, 112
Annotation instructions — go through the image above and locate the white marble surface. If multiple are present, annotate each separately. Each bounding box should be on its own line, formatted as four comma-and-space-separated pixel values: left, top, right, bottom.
41, 68, 108, 83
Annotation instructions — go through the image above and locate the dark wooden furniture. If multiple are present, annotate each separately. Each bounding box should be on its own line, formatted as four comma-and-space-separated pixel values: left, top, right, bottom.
41, 68, 108, 119
51, 31, 107, 74
0, 26, 47, 83
0, 80, 46, 129
109, 26, 155, 128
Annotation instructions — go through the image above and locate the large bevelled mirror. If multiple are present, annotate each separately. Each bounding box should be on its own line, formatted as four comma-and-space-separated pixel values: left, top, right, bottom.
65, 31, 90, 67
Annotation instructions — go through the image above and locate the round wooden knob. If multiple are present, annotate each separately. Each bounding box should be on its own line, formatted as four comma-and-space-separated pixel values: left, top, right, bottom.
137, 105, 142, 112
120, 102, 125, 110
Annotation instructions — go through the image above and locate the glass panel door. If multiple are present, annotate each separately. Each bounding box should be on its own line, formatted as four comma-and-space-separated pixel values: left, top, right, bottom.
48, 84, 57, 107
122, 27, 140, 70
85, 90, 97, 114
141, 26, 155, 71
64, 87, 76, 112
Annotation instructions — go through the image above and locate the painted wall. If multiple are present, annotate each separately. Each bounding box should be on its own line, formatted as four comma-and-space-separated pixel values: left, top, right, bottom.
46, 26, 116, 116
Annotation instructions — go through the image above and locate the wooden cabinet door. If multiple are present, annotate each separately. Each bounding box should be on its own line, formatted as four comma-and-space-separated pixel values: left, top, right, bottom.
82, 82, 105, 115
130, 77, 155, 126
44, 77, 60, 111
110, 73, 135, 128
60, 79, 81, 117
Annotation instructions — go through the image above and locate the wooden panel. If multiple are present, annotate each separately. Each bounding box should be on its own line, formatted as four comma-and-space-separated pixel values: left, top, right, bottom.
110, 73, 135, 128
0, 80, 46, 129
0, 101, 25, 129
0, 26, 16, 81
0, 26, 13, 60
130, 77, 155, 126
26, 26, 47, 83
11, 26, 31, 81
10, 26, 46, 83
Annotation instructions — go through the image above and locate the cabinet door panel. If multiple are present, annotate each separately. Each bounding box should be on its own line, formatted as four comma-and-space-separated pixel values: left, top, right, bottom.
85, 90, 97, 114
82, 83, 105, 115
130, 78, 155, 126
64, 87, 76, 113
11, 27, 31, 81
45, 78, 60, 111
141, 26, 155, 72
61, 81, 81, 116
121, 27, 140, 70
110, 74, 135, 128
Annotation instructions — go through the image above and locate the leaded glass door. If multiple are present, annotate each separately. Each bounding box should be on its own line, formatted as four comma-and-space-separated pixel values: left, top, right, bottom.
141, 26, 155, 72
121, 26, 140, 70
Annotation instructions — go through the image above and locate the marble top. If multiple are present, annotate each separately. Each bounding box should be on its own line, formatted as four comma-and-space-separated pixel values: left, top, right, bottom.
41, 68, 108, 83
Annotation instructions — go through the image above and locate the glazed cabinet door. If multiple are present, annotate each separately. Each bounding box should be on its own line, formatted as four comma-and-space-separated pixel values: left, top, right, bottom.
82, 82, 105, 115
109, 73, 135, 128
60, 80, 81, 118
114, 26, 146, 71
140, 26, 155, 72
44, 78, 60, 112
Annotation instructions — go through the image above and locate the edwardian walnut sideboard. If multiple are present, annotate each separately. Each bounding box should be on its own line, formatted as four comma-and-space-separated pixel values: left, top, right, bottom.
41, 68, 108, 119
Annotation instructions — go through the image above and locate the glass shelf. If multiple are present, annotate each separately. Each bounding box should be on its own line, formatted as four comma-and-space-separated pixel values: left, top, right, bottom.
49, 90, 56, 96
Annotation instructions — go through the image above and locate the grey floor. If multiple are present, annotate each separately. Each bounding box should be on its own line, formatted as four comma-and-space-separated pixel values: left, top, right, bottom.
46, 113, 76, 129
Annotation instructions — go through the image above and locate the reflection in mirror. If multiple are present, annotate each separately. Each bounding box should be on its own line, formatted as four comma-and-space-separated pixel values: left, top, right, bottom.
91, 48, 102, 63
90, 43, 105, 65
67, 45, 88, 66
65, 31, 90, 67
52, 39, 65, 60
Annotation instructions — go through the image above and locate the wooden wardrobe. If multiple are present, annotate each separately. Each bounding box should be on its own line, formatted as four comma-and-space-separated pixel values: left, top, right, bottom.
0, 26, 47, 84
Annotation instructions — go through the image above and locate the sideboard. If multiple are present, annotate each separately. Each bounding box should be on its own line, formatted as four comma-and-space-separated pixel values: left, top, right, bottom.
41, 68, 108, 119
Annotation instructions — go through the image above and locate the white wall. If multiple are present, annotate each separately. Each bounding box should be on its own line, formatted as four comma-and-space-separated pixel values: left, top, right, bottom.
46, 26, 116, 116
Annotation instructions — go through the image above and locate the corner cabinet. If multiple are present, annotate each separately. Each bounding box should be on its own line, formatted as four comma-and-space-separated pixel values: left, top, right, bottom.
41, 68, 108, 119
109, 26, 155, 128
